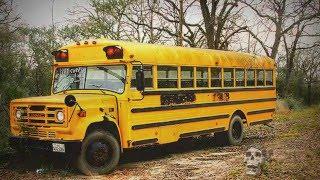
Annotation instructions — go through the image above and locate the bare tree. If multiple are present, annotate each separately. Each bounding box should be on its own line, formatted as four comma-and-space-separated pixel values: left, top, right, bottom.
297, 47, 320, 105
242, 0, 320, 59
124, 0, 203, 46
125, 0, 247, 49
0, 0, 19, 50
199, 0, 247, 49
0, 0, 19, 26
282, 18, 320, 93
68, 0, 134, 40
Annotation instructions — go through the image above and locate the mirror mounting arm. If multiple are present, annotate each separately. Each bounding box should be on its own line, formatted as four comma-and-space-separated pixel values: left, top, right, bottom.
129, 60, 145, 101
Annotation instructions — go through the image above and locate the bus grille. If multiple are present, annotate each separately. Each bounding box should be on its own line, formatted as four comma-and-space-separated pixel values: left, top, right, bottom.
21, 128, 56, 139
15, 105, 67, 127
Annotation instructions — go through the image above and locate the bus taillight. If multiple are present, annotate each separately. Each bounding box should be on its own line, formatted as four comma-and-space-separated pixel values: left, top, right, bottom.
103, 46, 123, 59
51, 49, 68, 62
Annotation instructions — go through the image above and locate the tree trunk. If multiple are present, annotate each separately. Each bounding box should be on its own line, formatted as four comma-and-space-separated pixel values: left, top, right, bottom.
307, 78, 312, 106
199, 0, 215, 49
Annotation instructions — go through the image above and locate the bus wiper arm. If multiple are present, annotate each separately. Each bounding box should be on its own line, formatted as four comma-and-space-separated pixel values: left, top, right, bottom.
97, 67, 125, 83
89, 84, 113, 95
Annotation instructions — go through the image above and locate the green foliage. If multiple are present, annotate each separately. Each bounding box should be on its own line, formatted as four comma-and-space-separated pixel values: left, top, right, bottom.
282, 97, 304, 110
18, 27, 61, 96
277, 65, 320, 106
0, 26, 60, 153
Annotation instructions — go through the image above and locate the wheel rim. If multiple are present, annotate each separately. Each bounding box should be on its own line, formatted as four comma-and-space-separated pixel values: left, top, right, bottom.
86, 140, 112, 168
231, 121, 242, 140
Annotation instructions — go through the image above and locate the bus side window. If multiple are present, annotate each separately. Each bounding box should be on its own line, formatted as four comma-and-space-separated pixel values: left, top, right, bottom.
266, 70, 273, 86
235, 69, 245, 87
211, 67, 222, 87
224, 68, 234, 87
246, 69, 255, 86
257, 69, 265, 86
196, 67, 209, 87
157, 66, 178, 88
181, 66, 194, 88
131, 65, 153, 88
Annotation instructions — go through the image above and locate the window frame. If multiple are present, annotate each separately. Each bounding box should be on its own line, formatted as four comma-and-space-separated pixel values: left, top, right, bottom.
223, 68, 235, 87
131, 65, 154, 89
157, 65, 179, 89
235, 68, 245, 87
246, 69, 255, 87
180, 66, 194, 88
210, 67, 222, 88
256, 69, 265, 86
196, 67, 209, 88
265, 69, 273, 86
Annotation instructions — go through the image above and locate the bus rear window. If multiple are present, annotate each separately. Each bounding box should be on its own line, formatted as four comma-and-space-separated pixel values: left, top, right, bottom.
266, 70, 273, 86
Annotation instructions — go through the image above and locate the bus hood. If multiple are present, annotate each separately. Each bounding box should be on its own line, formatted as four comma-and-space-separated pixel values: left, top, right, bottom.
11, 94, 115, 106
11, 94, 66, 104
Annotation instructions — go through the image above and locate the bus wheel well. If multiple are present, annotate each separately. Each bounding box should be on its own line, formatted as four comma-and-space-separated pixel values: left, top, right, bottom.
85, 121, 121, 146
232, 110, 247, 124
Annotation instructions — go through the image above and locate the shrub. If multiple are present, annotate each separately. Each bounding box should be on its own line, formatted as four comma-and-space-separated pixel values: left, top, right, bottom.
283, 97, 304, 110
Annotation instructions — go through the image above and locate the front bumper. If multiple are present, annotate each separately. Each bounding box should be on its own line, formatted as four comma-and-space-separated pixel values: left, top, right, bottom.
9, 136, 82, 154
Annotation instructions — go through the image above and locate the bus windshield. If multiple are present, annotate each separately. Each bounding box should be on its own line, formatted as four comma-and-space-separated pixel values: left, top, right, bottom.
53, 65, 126, 94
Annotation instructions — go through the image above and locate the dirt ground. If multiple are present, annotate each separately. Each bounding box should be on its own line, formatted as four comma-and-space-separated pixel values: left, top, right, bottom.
0, 106, 319, 180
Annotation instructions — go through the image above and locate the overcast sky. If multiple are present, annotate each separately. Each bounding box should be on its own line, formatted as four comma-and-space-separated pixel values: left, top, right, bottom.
13, 0, 89, 27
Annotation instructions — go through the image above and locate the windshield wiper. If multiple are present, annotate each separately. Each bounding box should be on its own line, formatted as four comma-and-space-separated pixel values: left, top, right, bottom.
97, 67, 125, 83
89, 84, 112, 95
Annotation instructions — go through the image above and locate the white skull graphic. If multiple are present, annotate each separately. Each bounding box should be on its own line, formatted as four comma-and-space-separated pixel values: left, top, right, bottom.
244, 147, 265, 176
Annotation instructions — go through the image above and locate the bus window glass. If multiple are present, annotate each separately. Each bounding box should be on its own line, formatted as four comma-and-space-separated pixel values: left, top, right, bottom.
131, 65, 153, 88
196, 67, 208, 87
257, 70, 265, 86
247, 69, 255, 86
266, 70, 273, 86
54, 65, 126, 94
211, 68, 221, 87
157, 66, 178, 88
236, 69, 245, 87
181, 66, 194, 88
224, 68, 234, 87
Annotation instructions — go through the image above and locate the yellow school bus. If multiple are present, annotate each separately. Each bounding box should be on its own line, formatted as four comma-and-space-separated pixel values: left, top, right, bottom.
9, 39, 276, 175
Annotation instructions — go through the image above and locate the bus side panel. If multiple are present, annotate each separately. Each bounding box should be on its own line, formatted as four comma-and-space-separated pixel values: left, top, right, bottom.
128, 89, 276, 147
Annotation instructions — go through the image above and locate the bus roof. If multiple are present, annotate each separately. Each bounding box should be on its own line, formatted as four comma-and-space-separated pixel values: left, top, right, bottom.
58, 39, 275, 69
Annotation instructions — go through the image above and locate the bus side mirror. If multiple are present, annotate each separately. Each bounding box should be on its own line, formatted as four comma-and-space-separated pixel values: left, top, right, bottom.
136, 69, 145, 92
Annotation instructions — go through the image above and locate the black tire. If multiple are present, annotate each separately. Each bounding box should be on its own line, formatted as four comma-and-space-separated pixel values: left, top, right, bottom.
10, 143, 27, 158
77, 130, 120, 175
215, 115, 244, 146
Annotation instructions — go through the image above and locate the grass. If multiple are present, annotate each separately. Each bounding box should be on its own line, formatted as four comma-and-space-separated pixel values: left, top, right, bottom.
275, 105, 319, 122
227, 106, 320, 179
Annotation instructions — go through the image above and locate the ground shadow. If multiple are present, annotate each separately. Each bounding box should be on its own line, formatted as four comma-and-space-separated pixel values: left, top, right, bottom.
0, 135, 222, 174
0, 130, 270, 175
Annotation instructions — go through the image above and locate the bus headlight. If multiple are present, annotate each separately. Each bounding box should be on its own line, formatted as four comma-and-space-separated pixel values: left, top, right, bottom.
56, 111, 65, 122
16, 109, 22, 119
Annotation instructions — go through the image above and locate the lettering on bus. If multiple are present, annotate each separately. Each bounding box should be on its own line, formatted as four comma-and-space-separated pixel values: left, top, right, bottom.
212, 92, 230, 102
161, 93, 196, 105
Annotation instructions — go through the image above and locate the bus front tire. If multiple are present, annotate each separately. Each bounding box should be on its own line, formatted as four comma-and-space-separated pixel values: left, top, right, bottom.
77, 130, 120, 175
215, 115, 244, 146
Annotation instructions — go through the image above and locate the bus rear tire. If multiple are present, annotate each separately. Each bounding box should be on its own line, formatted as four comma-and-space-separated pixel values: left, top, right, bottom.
77, 130, 120, 175
215, 115, 244, 146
